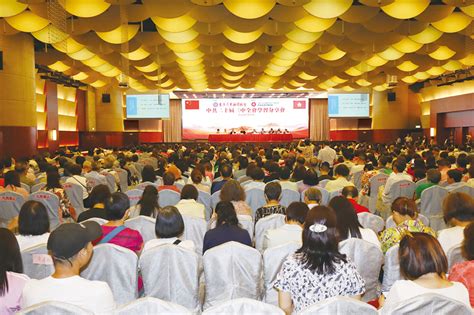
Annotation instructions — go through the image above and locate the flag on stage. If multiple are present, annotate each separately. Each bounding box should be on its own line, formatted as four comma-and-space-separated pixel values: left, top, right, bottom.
185, 100, 200, 110
293, 100, 306, 109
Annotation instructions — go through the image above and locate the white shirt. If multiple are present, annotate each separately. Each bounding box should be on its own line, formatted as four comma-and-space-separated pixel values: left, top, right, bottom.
66, 175, 89, 199
21, 276, 115, 314
263, 224, 302, 250
467, 178, 474, 187
359, 228, 381, 247
279, 181, 298, 191
175, 199, 206, 219
317, 146, 337, 167
15, 233, 50, 251
350, 164, 364, 175
244, 181, 266, 191
437, 226, 465, 255
445, 182, 466, 192
143, 237, 195, 252
325, 177, 355, 192
383, 280, 470, 309
382, 172, 413, 204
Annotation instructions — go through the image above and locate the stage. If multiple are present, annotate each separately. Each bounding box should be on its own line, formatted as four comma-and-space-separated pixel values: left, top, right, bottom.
208, 134, 293, 143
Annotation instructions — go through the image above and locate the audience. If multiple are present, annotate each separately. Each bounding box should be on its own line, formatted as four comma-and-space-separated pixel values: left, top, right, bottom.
318, 162, 334, 181
381, 158, 413, 205
210, 164, 233, 195
189, 168, 210, 194
1, 171, 29, 199
15, 201, 50, 251
445, 169, 465, 191
65, 163, 90, 207
298, 169, 319, 193
244, 167, 266, 191
158, 172, 180, 193
325, 164, 354, 192
303, 187, 322, 209
279, 167, 298, 191
77, 184, 111, 222
129, 185, 160, 218
141, 165, 157, 184
415, 169, 441, 199
41, 166, 76, 221
255, 182, 286, 223
175, 184, 206, 219
219, 180, 251, 216
341, 186, 369, 214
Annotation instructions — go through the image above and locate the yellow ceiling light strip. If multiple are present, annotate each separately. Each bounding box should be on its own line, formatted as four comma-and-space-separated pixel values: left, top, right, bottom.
294, 15, 337, 33
102, 67, 121, 77
91, 63, 115, 73
298, 72, 317, 81
460, 4, 474, 18
32, 25, 69, 44
0, 0, 27, 18
428, 46, 456, 60
408, 26, 443, 44
120, 47, 151, 61
286, 28, 323, 44
158, 28, 199, 44
5, 10, 49, 32
151, 15, 197, 33
356, 78, 372, 86
381, 0, 430, 19
392, 37, 423, 53
222, 63, 249, 72
72, 72, 89, 81
426, 66, 446, 76
222, 49, 255, 61
397, 60, 419, 72
346, 67, 363, 76
459, 54, 474, 66
431, 12, 472, 33
144, 72, 168, 81
401, 76, 418, 84
96, 24, 140, 44
303, 0, 352, 19
366, 54, 388, 67
48, 61, 71, 72
134, 62, 160, 73
377, 46, 405, 60
413, 72, 430, 80
52, 38, 84, 54
68, 48, 95, 61
223, 0, 276, 19
90, 80, 107, 88
442, 60, 462, 71
58, 0, 110, 18
223, 27, 263, 44
81, 56, 106, 67
319, 46, 346, 61
165, 41, 200, 53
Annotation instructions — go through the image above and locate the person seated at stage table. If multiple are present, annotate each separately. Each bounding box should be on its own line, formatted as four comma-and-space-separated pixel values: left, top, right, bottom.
251, 129, 257, 134
269, 128, 275, 134
260, 128, 266, 134
229, 128, 236, 135
276, 128, 282, 134
216, 129, 220, 134
283, 128, 290, 134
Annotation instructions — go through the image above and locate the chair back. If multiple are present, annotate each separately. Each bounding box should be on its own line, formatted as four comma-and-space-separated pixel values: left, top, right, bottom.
210, 191, 221, 210
17, 301, 92, 315
450, 184, 474, 196
255, 214, 286, 252
237, 214, 254, 239
115, 297, 192, 315
357, 212, 385, 234
63, 182, 85, 216
175, 182, 184, 191
202, 298, 284, 314
389, 180, 415, 202
339, 238, 383, 301
382, 244, 402, 292
80, 243, 138, 306
299, 296, 378, 315
263, 242, 300, 305
81, 217, 108, 225
198, 190, 212, 220
139, 245, 200, 310
31, 182, 46, 193
203, 241, 262, 309
380, 293, 472, 315
21, 182, 31, 193
279, 189, 300, 208
369, 173, 388, 212
351, 170, 364, 190
125, 189, 143, 207
101, 172, 117, 192
447, 244, 466, 269
0, 191, 24, 227
115, 168, 129, 192
245, 188, 266, 218
329, 189, 343, 202
158, 189, 181, 207
420, 185, 448, 231
385, 214, 429, 229
182, 215, 207, 255
29, 191, 60, 230
124, 216, 156, 243
133, 163, 145, 180
85, 174, 103, 189
21, 243, 54, 280
136, 181, 159, 191
318, 179, 330, 188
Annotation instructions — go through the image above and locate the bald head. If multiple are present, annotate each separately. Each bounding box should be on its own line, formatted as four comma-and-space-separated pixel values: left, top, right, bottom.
342, 186, 359, 200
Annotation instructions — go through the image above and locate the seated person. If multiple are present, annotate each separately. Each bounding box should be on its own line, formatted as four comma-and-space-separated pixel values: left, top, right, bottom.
379, 197, 435, 254
276, 128, 282, 134
93, 192, 144, 254
298, 169, 319, 193
175, 185, 206, 219
283, 129, 290, 134
244, 167, 266, 191
143, 206, 195, 252
318, 162, 334, 181
255, 182, 286, 223
15, 201, 50, 251
303, 187, 322, 209
2, 170, 29, 199
341, 186, 369, 214
415, 169, 441, 199
325, 164, 354, 192
21, 222, 115, 313
77, 184, 111, 222
210, 164, 233, 195
279, 167, 298, 191
216, 129, 220, 134
141, 165, 158, 184
380, 233, 470, 309
203, 201, 251, 253
381, 158, 413, 205
158, 172, 180, 193
229, 128, 236, 135
260, 128, 266, 134
269, 128, 275, 134
65, 163, 90, 207
220, 180, 251, 216
438, 192, 474, 254
445, 169, 465, 191
129, 185, 160, 219
263, 202, 308, 250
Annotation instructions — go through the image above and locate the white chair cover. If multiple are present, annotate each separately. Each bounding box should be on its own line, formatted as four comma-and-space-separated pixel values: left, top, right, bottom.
447, 244, 466, 269
175, 182, 184, 191
202, 298, 284, 315
203, 241, 263, 310
80, 243, 138, 306
0, 191, 24, 227
420, 185, 448, 231
237, 215, 254, 240
210, 191, 221, 210
351, 170, 364, 190
380, 293, 472, 315
339, 238, 383, 301
85, 174, 105, 188
29, 191, 60, 230
159, 189, 181, 207
382, 244, 402, 292
388, 180, 416, 203
125, 189, 143, 207
115, 168, 129, 192
385, 214, 429, 229
139, 245, 200, 310
133, 163, 145, 180
245, 188, 266, 218
369, 173, 388, 213
31, 183, 46, 193
262, 242, 300, 305
329, 189, 343, 202
299, 296, 378, 315
255, 214, 286, 252
450, 184, 474, 196
102, 172, 117, 192
198, 190, 212, 220
115, 297, 192, 315
182, 215, 207, 255
318, 179, 330, 188
279, 189, 300, 208
21, 182, 31, 193
136, 181, 159, 191
124, 216, 156, 243
357, 212, 385, 234
81, 217, 108, 225
63, 182, 85, 216
17, 301, 92, 315
21, 243, 54, 280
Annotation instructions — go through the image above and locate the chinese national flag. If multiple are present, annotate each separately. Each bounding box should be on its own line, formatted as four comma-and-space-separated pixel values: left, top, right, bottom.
185, 100, 200, 110
293, 100, 306, 109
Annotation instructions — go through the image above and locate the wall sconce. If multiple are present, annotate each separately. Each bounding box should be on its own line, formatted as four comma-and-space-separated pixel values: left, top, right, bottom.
430, 127, 436, 137
49, 129, 57, 141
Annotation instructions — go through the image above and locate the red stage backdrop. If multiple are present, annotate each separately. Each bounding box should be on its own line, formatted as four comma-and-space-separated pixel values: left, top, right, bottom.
182, 98, 309, 139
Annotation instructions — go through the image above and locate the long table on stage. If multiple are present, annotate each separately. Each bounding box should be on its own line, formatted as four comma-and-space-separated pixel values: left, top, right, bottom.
208, 134, 293, 143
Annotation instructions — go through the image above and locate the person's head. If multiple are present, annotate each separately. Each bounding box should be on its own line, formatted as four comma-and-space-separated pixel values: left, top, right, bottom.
461, 222, 474, 261
89, 184, 111, 208
238, 156, 249, 170
329, 196, 362, 241
68, 163, 83, 176
190, 168, 203, 184
279, 166, 291, 180
341, 186, 359, 201
155, 206, 184, 238
393, 158, 407, 173
18, 201, 50, 236
181, 184, 198, 201
250, 167, 265, 181
105, 192, 130, 221
14, 161, 28, 175
391, 197, 419, 224
264, 182, 282, 202
437, 158, 450, 170
82, 161, 92, 173
162, 171, 175, 186
426, 169, 441, 184
220, 180, 246, 202
442, 192, 474, 225
215, 201, 239, 226
447, 169, 463, 184
286, 202, 309, 225
142, 165, 156, 183
292, 165, 306, 181
297, 206, 345, 274
4, 170, 20, 187
399, 232, 448, 280
90, 161, 101, 172
47, 221, 102, 270
138, 185, 159, 217
320, 162, 330, 175
303, 169, 319, 186
219, 163, 233, 179
334, 164, 350, 178
0, 228, 23, 296
46, 166, 61, 189
304, 187, 322, 204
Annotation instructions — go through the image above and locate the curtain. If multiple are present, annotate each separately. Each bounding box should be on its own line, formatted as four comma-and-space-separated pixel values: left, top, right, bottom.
163, 99, 182, 142
310, 99, 329, 141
